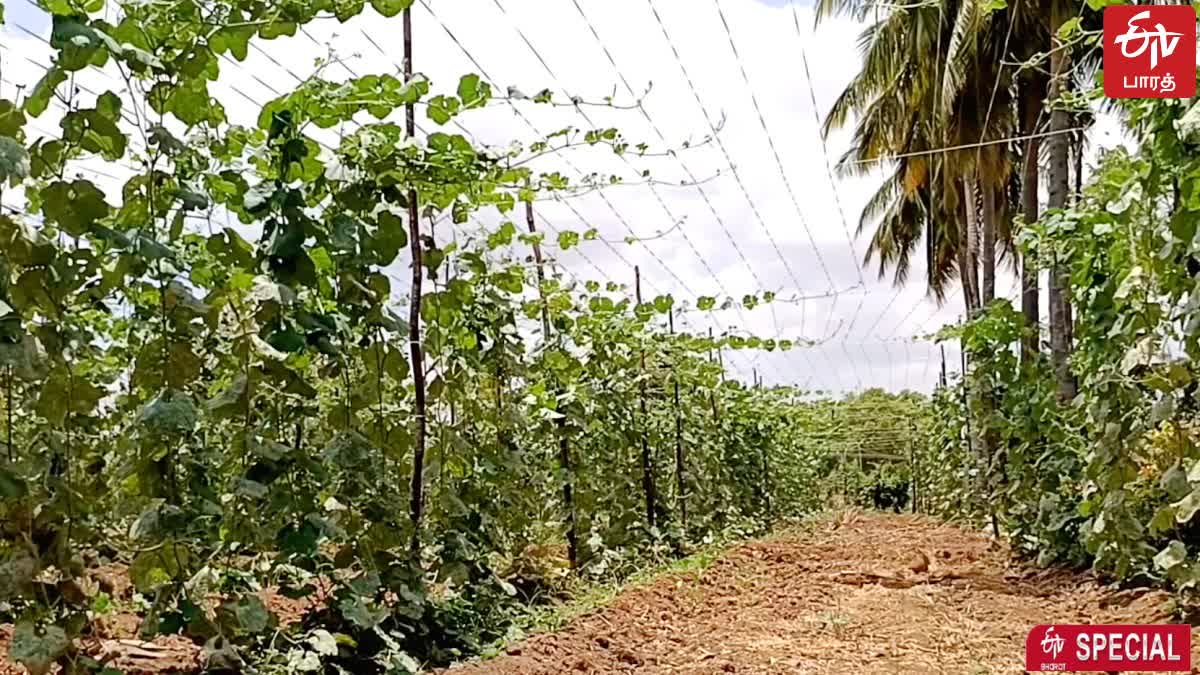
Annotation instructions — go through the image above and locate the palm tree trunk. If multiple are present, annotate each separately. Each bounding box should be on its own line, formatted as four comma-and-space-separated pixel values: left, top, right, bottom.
1047, 1, 1077, 402
1068, 129, 1083, 358
962, 175, 982, 315
1019, 75, 1044, 361
980, 182, 996, 306
957, 246, 977, 316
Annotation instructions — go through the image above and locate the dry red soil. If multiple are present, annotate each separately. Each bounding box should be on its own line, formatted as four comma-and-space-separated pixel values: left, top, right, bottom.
444, 512, 1200, 675
4, 511, 1197, 674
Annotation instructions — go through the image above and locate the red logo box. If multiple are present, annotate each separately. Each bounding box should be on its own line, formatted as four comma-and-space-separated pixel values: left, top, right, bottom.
1104, 4, 1196, 98
1025, 624, 1192, 672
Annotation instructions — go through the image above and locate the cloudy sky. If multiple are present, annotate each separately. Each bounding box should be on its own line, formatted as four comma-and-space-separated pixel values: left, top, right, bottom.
0, 0, 1128, 395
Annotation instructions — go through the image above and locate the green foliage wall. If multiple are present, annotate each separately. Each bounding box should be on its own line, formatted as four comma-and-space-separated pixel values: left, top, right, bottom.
0, 1, 927, 672
924, 88, 1200, 595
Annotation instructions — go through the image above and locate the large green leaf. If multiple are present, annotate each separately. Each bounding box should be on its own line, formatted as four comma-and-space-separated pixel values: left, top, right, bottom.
206, 373, 248, 417
457, 73, 491, 109
24, 67, 66, 117
370, 210, 407, 264
41, 179, 110, 237
370, 0, 413, 18
0, 550, 37, 600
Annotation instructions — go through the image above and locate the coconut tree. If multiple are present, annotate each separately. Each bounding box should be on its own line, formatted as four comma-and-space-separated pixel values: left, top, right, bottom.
1046, 0, 1078, 401
818, 0, 1018, 317
818, 0, 969, 305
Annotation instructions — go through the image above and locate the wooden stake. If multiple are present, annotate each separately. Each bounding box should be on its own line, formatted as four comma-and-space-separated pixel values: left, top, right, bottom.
526, 202, 578, 570
708, 328, 720, 419
940, 344, 948, 388
404, 6, 428, 554
669, 309, 687, 530
635, 266, 658, 530
755, 370, 772, 518
5, 366, 12, 462
909, 419, 918, 514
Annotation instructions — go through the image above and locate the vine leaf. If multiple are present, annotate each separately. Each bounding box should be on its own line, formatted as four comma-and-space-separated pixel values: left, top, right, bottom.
259, 21, 297, 39
221, 593, 272, 635
457, 74, 491, 109
0, 550, 37, 599
370, 0, 414, 18
557, 230, 579, 250
209, 25, 256, 61
129, 502, 183, 541
36, 368, 104, 426
0, 136, 29, 180
41, 180, 110, 237
166, 281, 211, 315
426, 95, 459, 125
0, 467, 27, 499
130, 543, 190, 593
50, 14, 104, 72
0, 334, 47, 381
61, 99, 128, 161
1188, 459, 1200, 484
207, 373, 249, 417
1177, 100, 1200, 145
1154, 540, 1187, 571
0, 101, 25, 137
171, 188, 209, 211
10, 621, 69, 675
370, 211, 407, 264
24, 67, 67, 117
338, 594, 388, 629
140, 390, 199, 437
1173, 489, 1200, 524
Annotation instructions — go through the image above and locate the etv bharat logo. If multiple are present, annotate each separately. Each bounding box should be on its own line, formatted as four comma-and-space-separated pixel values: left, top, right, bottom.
1104, 5, 1196, 98
1025, 624, 1191, 672
1041, 627, 1065, 661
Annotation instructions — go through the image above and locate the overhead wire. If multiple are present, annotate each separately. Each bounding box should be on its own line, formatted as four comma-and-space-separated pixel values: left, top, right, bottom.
484, 0, 754, 353
646, 0, 837, 301
418, 0, 777, 375
353, 18, 642, 313
642, 0, 841, 387
704, 0, 847, 388
789, 0, 871, 393
711, 0, 838, 292
4, 0, 959, 392
559, 0, 782, 350
791, 1, 863, 287
569, 0, 773, 298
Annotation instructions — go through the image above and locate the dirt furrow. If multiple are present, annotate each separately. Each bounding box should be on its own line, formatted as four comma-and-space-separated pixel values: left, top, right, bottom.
444, 512, 1198, 674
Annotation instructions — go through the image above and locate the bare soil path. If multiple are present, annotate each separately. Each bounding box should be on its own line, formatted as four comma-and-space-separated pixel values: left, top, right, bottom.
5, 512, 1195, 674
445, 511, 1199, 675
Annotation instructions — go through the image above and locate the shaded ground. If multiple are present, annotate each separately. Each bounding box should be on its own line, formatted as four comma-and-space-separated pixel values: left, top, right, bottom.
444, 511, 1199, 675
4, 512, 1196, 674
0, 575, 315, 675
